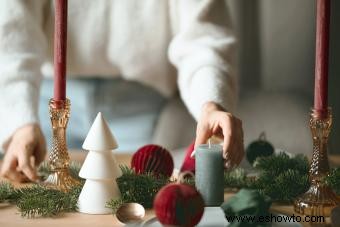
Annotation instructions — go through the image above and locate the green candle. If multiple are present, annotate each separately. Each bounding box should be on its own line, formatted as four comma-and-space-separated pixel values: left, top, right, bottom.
195, 144, 224, 206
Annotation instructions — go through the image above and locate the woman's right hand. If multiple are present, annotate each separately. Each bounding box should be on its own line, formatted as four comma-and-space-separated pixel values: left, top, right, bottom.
1, 123, 46, 182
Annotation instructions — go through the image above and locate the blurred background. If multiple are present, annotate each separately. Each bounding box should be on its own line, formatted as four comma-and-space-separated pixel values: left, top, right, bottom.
38, 0, 339, 157
228, 0, 340, 155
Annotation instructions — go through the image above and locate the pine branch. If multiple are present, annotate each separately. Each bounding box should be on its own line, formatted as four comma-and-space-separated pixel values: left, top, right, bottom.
252, 153, 310, 202
14, 184, 83, 218
224, 168, 251, 189
106, 198, 125, 214
256, 170, 309, 202
114, 165, 170, 209
3, 153, 339, 217
0, 160, 84, 218
254, 152, 309, 176
0, 181, 15, 202
325, 168, 340, 195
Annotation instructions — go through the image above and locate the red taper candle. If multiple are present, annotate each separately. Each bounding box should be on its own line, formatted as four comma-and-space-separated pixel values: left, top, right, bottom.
314, 0, 330, 114
53, 0, 68, 101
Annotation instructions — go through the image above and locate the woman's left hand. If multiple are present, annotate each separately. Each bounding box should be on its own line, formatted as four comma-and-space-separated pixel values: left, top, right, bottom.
195, 102, 244, 168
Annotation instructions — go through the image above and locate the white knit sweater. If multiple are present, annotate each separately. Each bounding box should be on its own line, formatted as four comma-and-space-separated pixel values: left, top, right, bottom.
0, 0, 236, 149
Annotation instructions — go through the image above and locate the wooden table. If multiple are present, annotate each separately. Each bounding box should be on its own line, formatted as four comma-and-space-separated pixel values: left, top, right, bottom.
1, 151, 338, 227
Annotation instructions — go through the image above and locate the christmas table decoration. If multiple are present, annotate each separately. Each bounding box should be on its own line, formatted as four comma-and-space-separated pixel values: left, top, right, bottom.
0, 180, 82, 218
180, 141, 196, 173
153, 172, 205, 227
108, 165, 170, 211
131, 144, 174, 177
44, 0, 80, 191
294, 0, 339, 217
2, 153, 340, 218
221, 189, 272, 227
246, 132, 274, 165
195, 144, 224, 206
78, 112, 121, 214
115, 202, 145, 224
225, 152, 310, 203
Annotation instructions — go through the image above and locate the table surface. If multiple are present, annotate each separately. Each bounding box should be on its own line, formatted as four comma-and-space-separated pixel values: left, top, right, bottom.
1, 151, 339, 227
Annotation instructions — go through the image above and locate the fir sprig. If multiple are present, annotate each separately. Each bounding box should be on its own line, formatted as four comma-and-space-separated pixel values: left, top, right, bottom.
15, 185, 69, 217
2, 153, 340, 217
252, 153, 310, 202
0, 181, 14, 202
325, 168, 340, 194
224, 168, 251, 189
0, 161, 84, 218
13, 184, 83, 218
106, 198, 125, 214
254, 153, 309, 176
115, 165, 170, 209
255, 170, 309, 202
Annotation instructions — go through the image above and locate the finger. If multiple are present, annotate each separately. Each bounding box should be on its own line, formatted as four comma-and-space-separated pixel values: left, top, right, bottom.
18, 146, 38, 181
35, 141, 47, 165
1, 155, 26, 182
224, 159, 232, 170
194, 126, 212, 148
221, 117, 234, 160
4, 170, 27, 182
18, 157, 38, 182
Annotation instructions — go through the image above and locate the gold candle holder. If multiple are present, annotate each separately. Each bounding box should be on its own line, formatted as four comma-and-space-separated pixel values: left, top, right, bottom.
44, 98, 80, 191
294, 108, 339, 217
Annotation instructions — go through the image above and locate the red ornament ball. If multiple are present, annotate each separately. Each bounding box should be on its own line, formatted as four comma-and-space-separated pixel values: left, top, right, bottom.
153, 183, 205, 227
131, 144, 174, 177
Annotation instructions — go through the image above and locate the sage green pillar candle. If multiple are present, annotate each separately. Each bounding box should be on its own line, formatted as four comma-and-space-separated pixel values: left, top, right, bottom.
195, 144, 224, 206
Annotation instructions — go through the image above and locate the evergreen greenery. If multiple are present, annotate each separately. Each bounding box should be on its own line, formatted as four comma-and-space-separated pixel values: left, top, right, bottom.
251, 153, 310, 202
224, 168, 251, 189
0, 181, 14, 202
325, 167, 340, 195
14, 184, 82, 218
1, 153, 340, 217
113, 165, 170, 209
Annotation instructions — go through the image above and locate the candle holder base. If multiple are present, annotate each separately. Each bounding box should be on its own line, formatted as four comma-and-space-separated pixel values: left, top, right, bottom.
294, 184, 338, 217
294, 108, 339, 217
44, 169, 80, 191
43, 99, 80, 191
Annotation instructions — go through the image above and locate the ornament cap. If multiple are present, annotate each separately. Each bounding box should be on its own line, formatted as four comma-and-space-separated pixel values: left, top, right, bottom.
82, 112, 118, 151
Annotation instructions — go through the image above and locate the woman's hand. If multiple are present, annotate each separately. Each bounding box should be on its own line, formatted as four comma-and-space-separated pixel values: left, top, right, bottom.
1, 124, 46, 182
195, 102, 244, 168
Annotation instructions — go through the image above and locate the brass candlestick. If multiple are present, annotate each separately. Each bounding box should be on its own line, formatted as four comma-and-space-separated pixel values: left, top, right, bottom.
44, 98, 80, 191
294, 108, 339, 217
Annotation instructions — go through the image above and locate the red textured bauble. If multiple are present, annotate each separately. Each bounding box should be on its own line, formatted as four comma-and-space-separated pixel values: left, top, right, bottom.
153, 183, 205, 227
131, 144, 174, 177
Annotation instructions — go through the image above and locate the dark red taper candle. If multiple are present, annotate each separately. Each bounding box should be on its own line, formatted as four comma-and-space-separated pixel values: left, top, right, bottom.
314, 0, 330, 113
53, 0, 68, 101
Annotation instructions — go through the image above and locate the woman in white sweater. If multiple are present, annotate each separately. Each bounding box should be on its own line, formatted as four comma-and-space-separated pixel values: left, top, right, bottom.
0, 0, 243, 182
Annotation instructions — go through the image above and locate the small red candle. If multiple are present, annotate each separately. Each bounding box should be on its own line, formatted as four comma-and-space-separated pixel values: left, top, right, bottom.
314, 0, 330, 114
53, 0, 68, 101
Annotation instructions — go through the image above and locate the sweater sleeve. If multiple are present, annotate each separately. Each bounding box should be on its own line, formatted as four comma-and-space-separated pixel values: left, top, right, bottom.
168, 0, 237, 120
0, 1, 48, 151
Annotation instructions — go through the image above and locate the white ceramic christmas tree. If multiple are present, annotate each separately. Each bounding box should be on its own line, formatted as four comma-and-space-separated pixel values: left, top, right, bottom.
78, 112, 122, 214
